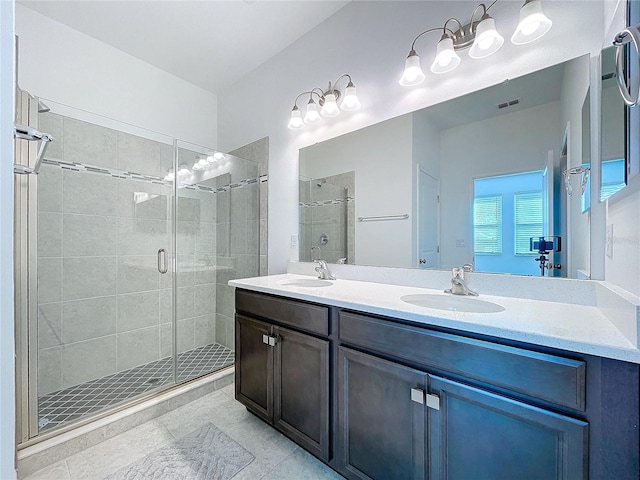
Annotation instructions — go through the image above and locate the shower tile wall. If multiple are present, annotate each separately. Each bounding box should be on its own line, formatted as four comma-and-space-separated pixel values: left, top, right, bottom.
300, 171, 355, 264
35, 113, 219, 395
212, 137, 268, 350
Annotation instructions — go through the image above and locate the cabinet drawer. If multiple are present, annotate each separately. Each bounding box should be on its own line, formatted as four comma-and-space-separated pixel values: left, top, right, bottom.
339, 311, 586, 411
236, 289, 329, 336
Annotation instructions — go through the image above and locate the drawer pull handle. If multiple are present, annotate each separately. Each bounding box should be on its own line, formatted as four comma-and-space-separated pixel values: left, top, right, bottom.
410, 388, 425, 404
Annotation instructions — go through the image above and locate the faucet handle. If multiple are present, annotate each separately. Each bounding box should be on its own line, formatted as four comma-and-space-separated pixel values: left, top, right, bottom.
462, 264, 473, 273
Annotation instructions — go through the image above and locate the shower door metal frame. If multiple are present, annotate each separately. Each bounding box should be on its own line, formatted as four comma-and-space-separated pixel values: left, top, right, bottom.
14, 89, 41, 443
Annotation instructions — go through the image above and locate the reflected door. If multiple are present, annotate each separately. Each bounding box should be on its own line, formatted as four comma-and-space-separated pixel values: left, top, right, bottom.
418, 169, 439, 269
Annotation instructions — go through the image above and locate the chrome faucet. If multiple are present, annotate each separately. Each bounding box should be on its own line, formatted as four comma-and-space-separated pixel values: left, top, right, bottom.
445, 264, 478, 296
314, 260, 336, 280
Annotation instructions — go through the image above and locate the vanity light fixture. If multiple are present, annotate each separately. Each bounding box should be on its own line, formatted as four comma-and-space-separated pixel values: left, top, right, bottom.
288, 74, 361, 129
399, 0, 552, 85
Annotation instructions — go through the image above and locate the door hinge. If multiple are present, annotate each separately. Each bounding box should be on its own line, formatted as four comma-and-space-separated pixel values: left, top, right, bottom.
426, 393, 440, 410
410, 388, 425, 404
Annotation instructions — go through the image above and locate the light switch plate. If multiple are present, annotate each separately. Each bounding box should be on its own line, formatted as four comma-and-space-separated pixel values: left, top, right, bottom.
606, 224, 613, 258
290, 234, 298, 248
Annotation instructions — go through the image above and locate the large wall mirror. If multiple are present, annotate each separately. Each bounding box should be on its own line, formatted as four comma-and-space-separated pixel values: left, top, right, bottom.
299, 55, 591, 278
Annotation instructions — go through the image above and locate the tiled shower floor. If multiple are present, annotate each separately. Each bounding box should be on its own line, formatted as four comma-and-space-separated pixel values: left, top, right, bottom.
38, 343, 234, 432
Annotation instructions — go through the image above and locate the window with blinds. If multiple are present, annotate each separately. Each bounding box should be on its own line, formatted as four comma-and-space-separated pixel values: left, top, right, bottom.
473, 195, 502, 254
514, 191, 543, 255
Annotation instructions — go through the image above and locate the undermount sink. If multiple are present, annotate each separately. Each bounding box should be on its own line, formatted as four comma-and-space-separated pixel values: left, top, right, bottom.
278, 278, 334, 288
400, 293, 505, 313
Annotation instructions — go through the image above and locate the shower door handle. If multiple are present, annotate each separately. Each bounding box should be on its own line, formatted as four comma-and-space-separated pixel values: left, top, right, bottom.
158, 249, 168, 274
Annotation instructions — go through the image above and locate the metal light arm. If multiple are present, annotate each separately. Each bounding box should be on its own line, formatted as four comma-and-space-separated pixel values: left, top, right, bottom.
292, 90, 324, 108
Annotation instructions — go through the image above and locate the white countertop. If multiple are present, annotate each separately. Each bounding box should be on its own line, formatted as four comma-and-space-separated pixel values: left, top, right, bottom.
229, 273, 640, 364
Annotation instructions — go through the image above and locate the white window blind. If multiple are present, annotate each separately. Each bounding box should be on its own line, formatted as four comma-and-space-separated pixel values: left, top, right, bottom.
474, 195, 502, 255
514, 191, 543, 255
600, 181, 625, 201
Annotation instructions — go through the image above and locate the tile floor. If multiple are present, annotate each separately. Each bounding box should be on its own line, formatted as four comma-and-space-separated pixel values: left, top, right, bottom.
39, 343, 234, 432
23, 382, 345, 480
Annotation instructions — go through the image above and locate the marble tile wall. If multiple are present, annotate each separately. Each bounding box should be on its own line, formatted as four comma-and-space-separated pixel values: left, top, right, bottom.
35, 113, 223, 395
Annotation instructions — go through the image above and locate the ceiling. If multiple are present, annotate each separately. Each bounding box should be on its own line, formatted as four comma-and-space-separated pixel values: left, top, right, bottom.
17, 0, 350, 94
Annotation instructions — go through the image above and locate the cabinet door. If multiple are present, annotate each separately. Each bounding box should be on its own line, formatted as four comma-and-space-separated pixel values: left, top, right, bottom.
338, 347, 428, 480
235, 315, 273, 423
274, 326, 330, 461
428, 375, 588, 480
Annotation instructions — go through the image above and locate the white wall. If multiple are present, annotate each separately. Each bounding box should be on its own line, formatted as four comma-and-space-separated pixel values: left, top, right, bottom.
300, 115, 414, 267
439, 102, 562, 270
1, 2, 16, 477
16, 5, 218, 148
217, 0, 606, 274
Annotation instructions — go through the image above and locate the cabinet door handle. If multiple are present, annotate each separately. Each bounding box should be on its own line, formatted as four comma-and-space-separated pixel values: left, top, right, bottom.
411, 388, 425, 404
268, 336, 277, 347
262, 334, 270, 345
426, 393, 440, 410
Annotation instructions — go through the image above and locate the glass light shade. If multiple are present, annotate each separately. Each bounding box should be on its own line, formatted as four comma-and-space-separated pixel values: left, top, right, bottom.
192, 158, 209, 170
430, 36, 461, 74
213, 152, 225, 161
304, 100, 322, 124
288, 107, 305, 129
511, 0, 552, 45
178, 165, 191, 177
399, 51, 426, 86
164, 171, 175, 181
321, 93, 340, 117
341, 84, 361, 111
469, 17, 504, 59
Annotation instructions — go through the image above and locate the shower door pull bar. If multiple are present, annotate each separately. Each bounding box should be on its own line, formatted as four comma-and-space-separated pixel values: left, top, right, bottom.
158, 249, 168, 274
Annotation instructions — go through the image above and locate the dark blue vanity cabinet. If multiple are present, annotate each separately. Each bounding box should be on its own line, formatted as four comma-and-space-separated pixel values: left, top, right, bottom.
235, 289, 640, 480
235, 290, 330, 462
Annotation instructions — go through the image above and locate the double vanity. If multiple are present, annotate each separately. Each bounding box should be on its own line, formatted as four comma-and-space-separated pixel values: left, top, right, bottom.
230, 266, 640, 479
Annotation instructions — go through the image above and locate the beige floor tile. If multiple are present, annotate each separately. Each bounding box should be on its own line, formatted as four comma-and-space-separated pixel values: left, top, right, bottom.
263, 447, 345, 479
65, 420, 173, 479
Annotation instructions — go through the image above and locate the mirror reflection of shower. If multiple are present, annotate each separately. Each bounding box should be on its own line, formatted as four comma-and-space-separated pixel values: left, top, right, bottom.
299, 172, 354, 264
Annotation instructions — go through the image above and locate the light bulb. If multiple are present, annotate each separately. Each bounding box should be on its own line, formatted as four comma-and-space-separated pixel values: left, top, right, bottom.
399, 50, 425, 86
341, 82, 361, 111
469, 16, 504, 59
304, 99, 322, 124
288, 106, 305, 129
430, 36, 461, 74
320, 93, 340, 117
511, 0, 552, 45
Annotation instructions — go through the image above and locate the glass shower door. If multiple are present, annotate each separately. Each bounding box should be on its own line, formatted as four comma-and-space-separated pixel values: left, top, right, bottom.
174, 141, 259, 383
30, 107, 176, 436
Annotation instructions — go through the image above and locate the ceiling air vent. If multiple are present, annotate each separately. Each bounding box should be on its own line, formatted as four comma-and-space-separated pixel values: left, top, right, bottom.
497, 98, 520, 110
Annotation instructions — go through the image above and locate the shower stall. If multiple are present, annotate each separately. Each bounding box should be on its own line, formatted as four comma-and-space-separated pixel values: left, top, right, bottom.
14, 91, 260, 444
